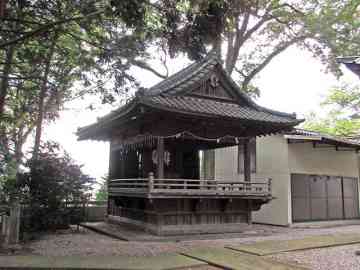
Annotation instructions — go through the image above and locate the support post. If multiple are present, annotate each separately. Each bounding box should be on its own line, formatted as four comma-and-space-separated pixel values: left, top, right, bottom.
243, 138, 251, 182
203, 150, 215, 180
243, 138, 252, 224
148, 172, 154, 193
107, 144, 112, 216
268, 178, 272, 194
157, 138, 164, 179
2, 214, 7, 236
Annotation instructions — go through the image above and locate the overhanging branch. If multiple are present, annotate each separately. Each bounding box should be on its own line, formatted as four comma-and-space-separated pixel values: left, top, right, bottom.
241, 35, 308, 90
0, 10, 104, 49
131, 60, 167, 79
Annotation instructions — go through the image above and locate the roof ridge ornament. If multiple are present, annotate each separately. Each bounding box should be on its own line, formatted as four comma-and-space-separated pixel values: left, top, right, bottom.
207, 49, 223, 64
135, 87, 146, 97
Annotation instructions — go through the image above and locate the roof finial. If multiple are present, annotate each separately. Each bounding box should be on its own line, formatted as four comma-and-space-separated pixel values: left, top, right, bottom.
207, 48, 223, 65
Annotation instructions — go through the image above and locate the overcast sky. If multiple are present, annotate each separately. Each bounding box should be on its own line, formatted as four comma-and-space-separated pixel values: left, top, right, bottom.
43, 46, 359, 182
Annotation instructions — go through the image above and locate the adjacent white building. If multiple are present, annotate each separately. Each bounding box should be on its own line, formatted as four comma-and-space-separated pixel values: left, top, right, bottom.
215, 129, 360, 226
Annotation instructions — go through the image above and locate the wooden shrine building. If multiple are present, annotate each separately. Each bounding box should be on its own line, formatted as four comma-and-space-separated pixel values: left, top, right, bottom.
77, 54, 302, 235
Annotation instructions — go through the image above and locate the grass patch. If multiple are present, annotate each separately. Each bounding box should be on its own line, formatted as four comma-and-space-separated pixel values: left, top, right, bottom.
0, 254, 206, 270
227, 233, 360, 256
181, 247, 309, 270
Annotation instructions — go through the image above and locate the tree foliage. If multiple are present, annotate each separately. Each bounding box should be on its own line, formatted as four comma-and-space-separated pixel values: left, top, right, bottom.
0, 0, 139, 180
20, 142, 94, 231
303, 84, 360, 137
95, 175, 108, 202
106, 0, 360, 94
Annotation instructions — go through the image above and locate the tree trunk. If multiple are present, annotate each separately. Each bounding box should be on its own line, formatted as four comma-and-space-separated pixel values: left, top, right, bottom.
0, 45, 15, 118
0, 0, 7, 17
212, 33, 222, 58
32, 35, 57, 160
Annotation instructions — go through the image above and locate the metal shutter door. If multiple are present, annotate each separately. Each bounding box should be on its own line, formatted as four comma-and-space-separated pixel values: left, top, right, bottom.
292, 174, 359, 222
309, 175, 327, 220
327, 176, 343, 219
291, 174, 311, 222
343, 177, 360, 219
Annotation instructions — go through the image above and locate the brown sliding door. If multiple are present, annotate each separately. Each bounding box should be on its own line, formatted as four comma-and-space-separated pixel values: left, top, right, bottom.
291, 174, 359, 222
343, 177, 360, 219
327, 176, 343, 219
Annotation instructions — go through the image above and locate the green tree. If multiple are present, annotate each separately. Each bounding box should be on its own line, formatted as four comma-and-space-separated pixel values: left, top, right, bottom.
303, 84, 360, 136
95, 175, 108, 202
102, 0, 360, 96
2, 0, 360, 100
0, 0, 139, 183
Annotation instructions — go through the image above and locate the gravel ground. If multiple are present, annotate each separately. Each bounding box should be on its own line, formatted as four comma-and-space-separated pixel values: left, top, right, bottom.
17, 224, 360, 269
269, 244, 360, 270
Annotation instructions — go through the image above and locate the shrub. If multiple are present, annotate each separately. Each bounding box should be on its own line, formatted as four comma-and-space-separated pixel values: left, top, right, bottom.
95, 175, 108, 202
21, 142, 94, 232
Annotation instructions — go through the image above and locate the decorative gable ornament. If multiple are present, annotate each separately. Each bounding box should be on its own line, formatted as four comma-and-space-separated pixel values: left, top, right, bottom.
210, 74, 219, 88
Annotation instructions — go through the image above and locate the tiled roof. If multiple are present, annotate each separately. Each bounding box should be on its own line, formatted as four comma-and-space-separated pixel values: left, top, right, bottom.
144, 52, 297, 118
337, 56, 360, 64
77, 52, 303, 140
144, 95, 299, 124
337, 56, 360, 77
145, 53, 219, 96
287, 129, 360, 147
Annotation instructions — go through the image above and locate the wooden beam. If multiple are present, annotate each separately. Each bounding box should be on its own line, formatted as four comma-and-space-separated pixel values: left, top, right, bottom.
157, 138, 164, 179
284, 134, 322, 141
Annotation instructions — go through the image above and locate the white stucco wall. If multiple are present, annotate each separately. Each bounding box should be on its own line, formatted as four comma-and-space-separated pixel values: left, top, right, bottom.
288, 142, 359, 177
214, 135, 292, 226
252, 135, 291, 226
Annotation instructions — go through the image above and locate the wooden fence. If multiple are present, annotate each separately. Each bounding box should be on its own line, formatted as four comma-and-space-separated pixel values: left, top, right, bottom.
0, 204, 10, 238
0, 204, 19, 245
0, 200, 107, 245
83, 200, 107, 222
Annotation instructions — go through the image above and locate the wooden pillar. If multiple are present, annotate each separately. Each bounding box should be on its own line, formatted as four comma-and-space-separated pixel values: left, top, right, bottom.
2, 215, 6, 235
243, 138, 252, 224
243, 138, 251, 182
157, 138, 164, 179
107, 144, 113, 216
148, 172, 154, 193
203, 150, 215, 180
119, 151, 125, 178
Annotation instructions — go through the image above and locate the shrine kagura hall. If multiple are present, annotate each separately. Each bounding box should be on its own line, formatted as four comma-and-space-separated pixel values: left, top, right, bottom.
77, 54, 302, 235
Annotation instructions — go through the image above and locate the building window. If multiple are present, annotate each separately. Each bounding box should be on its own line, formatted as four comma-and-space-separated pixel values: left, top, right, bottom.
237, 139, 256, 174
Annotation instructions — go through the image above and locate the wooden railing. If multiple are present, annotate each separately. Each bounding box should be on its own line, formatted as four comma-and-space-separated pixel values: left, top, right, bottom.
109, 173, 272, 197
